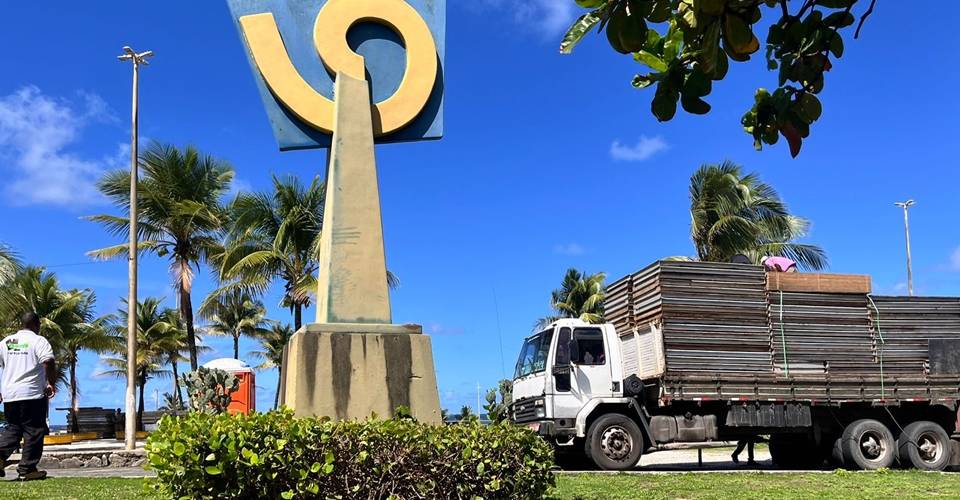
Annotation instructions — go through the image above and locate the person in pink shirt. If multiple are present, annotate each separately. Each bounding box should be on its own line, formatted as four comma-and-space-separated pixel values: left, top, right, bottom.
761, 256, 798, 272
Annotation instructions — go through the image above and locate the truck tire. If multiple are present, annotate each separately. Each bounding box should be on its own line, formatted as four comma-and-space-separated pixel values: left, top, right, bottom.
840, 419, 896, 470
585, 413, 643, 471
897, 421, 952, 471
768, 435, 825, 469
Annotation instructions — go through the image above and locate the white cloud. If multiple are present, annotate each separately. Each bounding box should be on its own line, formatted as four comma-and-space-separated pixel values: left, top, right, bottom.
226, 175, 253, 201
610, 135, 670, 162
950, 246, 960, 271
428, 323, 466, 336
0, 86, 120, 207
553, 243, 586, 256
476, 0, 577, 38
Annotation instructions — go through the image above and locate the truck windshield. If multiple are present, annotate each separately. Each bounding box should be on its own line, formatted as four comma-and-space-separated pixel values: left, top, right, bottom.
514, 329, 554, 378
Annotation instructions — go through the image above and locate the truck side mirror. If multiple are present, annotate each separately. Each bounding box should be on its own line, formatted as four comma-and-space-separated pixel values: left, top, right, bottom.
568, 339, 580, 365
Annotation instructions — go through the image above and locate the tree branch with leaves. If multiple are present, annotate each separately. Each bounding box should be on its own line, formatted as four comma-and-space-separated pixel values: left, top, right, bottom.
561, 0, 878, 157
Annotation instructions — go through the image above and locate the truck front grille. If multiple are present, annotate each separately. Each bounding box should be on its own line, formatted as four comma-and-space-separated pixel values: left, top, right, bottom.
511, 397, 544, 423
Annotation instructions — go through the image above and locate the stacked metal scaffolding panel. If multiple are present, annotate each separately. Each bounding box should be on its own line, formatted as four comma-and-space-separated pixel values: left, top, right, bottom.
869, 296, 960, 376
605, 261, 960, 402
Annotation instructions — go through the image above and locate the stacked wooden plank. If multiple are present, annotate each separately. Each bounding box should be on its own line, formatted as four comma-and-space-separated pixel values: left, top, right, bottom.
767, 272, 872, 294
607, 261, 771, 375
868, 296, 960, 376
769, 291, 876, 377
658, 262, 771, 375
608, 261, 960, 402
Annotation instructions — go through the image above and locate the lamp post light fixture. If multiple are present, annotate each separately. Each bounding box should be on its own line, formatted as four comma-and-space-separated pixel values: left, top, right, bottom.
894, 199, 916, 297
118, 45, 153, 451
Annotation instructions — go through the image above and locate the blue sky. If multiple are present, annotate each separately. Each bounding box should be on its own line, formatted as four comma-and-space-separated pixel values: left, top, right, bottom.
0, 2, 957, 424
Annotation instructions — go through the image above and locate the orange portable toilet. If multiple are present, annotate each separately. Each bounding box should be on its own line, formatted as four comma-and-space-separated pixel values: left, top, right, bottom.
203, 358, 256, 415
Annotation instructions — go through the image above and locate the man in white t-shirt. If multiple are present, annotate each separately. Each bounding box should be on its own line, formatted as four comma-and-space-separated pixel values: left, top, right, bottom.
0, 312, 56, 481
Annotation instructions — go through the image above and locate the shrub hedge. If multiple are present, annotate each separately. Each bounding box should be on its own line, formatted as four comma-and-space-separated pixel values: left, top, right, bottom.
146, 409, 555, 499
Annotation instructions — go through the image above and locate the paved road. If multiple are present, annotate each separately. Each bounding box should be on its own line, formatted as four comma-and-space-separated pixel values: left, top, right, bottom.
1, 468, 156, 481
556, 446, 834, 473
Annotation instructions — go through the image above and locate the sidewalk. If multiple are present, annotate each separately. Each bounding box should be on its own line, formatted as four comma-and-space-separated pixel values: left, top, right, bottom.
4, 439, 148, 473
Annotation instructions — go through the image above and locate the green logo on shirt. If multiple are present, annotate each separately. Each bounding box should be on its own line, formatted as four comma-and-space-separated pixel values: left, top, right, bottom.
4, 338, 29, 351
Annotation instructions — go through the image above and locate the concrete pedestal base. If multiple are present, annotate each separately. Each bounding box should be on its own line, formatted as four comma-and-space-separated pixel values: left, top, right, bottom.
280, 323, 442, 424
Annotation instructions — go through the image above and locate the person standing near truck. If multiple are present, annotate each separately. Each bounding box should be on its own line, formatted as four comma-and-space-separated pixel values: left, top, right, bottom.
0, 312, 56, 481
731, 436, 757, 465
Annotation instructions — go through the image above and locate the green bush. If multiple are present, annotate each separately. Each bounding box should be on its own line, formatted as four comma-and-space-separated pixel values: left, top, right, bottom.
146, 409, 555, 499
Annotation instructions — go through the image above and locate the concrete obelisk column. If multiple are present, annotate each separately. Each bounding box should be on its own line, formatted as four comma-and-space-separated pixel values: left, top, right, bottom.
280, 72, 441, 423
314, 72, 392, 325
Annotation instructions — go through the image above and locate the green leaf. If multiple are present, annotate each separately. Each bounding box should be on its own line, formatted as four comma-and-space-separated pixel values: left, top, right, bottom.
560, 11, 603, 54
824, 11, 855, 28
204, 453, 217, 462
648, 0, 673, 23
281, 492, 295, 500
632, 74, 656, 89
699, 0, 725, 16
310, 462, 322, 473
204, 466, 222, 475
663, 20, 683, 61
723, 14, 753, 53
683, 69, 712, 97
576, 0, 605, 7
829, 32, 844, 58
635, 51, 668, 72
796, 93, 823, 123
681, 94, 711, 115
173, 442, 186, 456
652, 87, 679, 122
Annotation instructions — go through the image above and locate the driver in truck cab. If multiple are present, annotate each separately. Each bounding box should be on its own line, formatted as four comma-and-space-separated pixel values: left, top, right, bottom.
582, 342, 605, 364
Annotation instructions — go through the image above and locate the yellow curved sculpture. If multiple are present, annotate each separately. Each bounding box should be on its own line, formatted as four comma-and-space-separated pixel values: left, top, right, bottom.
239, 0, 438, 137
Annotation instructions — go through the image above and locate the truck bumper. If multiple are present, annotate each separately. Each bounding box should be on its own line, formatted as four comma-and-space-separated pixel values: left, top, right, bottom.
521, 420, 576, 440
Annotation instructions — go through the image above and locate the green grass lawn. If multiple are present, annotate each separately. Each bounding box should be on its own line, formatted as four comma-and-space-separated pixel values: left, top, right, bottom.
2, 471, 959, 499
0, 478, 161, 500
552, 471, 960, 499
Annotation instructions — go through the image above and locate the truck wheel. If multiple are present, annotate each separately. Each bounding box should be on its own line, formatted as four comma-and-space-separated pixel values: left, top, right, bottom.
585, 413, 643, 471
840, 419, 896, 470
897, 421, 952, 471
768, 435, 825, 469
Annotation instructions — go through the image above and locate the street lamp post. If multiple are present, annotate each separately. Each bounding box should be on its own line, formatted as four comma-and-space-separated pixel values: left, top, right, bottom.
895, 200, 916, 297
118, 46, 153, 451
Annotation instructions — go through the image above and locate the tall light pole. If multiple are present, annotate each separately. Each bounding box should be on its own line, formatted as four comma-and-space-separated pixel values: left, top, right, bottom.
895, 199, 916, 297
118, 46, 153, 451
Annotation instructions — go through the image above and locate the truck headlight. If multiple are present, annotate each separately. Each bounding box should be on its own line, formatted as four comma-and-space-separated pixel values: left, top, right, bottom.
535, 408, 545, 418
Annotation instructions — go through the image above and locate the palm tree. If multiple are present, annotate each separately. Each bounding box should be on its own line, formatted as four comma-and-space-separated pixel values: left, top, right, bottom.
215, 175, 324, 332
0, 244, 19, 286
689, 161, 827, 270
87, 142, 235, 370
58, 291, 117, 432
249, 323, 294, 409
3, 267, 116, 422
158, 309, 191, 407
201, 289, 271, 360
4, 267, 80, 389
536, 269, 606, 330
101, 297, 181, 430
0, 245, 22, 329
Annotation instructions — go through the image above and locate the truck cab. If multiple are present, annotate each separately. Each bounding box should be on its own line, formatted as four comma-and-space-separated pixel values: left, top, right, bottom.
512, 319, 645, 467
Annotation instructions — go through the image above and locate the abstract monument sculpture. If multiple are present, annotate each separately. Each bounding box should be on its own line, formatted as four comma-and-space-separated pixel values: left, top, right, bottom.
227, 0, 444, 422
